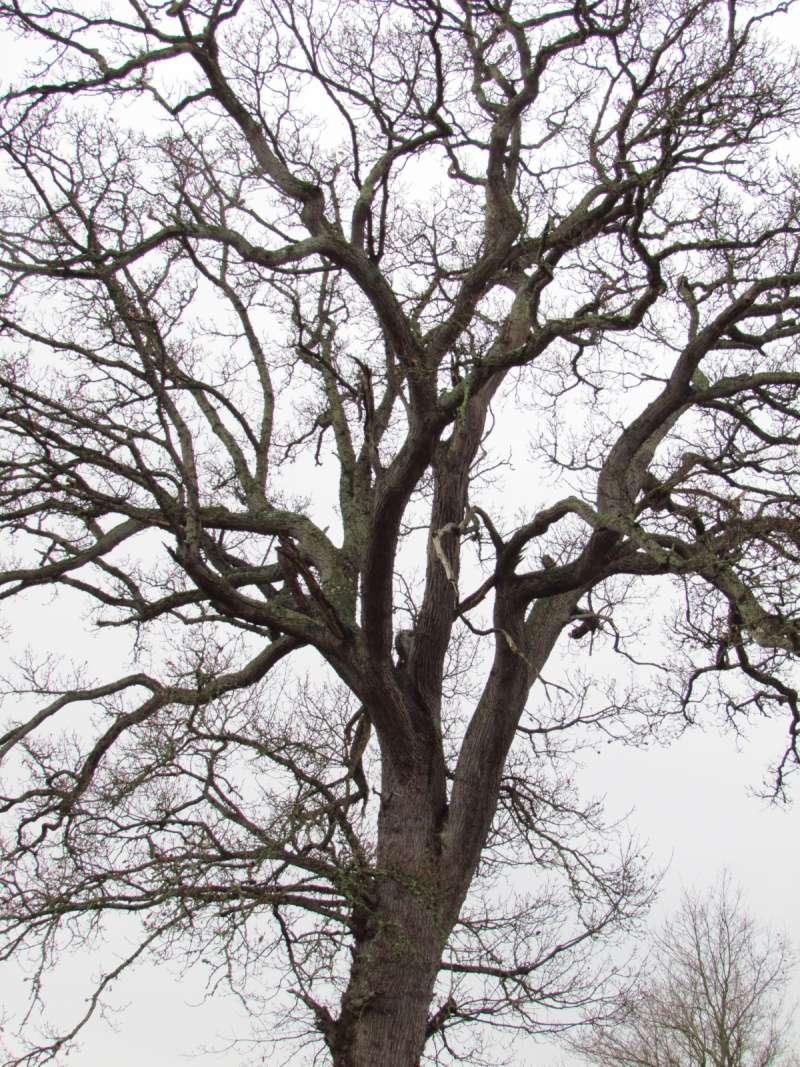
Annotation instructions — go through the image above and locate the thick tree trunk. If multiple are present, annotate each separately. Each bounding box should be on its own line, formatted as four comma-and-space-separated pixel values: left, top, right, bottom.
333, 889, 451, 1067
331, 766, 463, 1067
328, 596, 579, 1064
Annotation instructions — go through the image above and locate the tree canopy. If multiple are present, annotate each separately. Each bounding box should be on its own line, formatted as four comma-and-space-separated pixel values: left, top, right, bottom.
0, 1, 799, 1065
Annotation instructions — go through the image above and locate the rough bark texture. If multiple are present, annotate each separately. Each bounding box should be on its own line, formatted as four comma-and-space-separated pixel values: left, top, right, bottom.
335, 778, 455, 1067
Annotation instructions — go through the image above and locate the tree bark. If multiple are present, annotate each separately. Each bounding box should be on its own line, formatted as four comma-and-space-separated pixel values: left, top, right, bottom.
329, 592, 580, 1063
332, 760, 460, 1067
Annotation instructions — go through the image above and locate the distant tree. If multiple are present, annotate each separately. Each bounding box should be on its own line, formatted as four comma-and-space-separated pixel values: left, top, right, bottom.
570, 876, 798, 1067
0, 2, 799, 1066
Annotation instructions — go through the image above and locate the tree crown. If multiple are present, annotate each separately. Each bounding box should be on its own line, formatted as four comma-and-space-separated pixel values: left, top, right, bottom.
0, 1, 799, 1064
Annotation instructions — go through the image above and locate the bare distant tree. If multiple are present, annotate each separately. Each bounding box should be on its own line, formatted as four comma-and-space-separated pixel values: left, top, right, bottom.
0, 1, 799, 1066
570, 876, 798, 1067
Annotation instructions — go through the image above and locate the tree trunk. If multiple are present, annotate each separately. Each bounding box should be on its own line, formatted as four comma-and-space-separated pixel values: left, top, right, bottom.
331, 764, 463, 1067
333, 890, 450, 1067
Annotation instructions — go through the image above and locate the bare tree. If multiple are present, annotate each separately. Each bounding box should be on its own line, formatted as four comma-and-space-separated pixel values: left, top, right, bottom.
0, 1, 799, 1065
569, 876, 798, 1067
